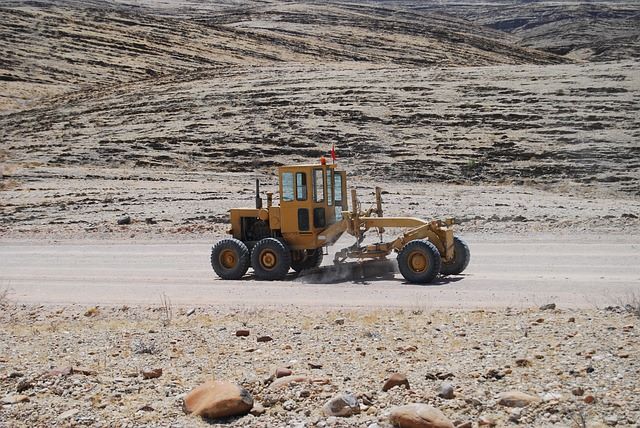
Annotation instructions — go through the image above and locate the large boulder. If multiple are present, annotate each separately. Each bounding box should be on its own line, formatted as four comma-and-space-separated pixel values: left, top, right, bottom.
390, 403, 454, 428
184, 380, 253, 419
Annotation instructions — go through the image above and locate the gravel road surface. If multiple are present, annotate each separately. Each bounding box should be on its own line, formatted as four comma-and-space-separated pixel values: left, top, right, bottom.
1, 234, 639, 309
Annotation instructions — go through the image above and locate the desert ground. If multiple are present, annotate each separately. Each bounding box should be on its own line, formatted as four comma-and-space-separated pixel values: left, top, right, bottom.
1, 0, 639, 427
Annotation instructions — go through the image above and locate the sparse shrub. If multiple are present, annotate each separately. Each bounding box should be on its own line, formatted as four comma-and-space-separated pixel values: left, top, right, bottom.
84, 306, 100, 317
619, 292, 640, 318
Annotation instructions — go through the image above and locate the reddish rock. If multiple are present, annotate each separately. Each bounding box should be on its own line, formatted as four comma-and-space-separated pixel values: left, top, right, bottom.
584, 395, 596, 404
275, 368, 292, 378
389, 403, 454, 428
478, 415, 498, 426
235, 329, 250, 337
257, 335, 272, 342
184, 380, 253, 419
383, 373, 410, 391
142, 368, 163, 379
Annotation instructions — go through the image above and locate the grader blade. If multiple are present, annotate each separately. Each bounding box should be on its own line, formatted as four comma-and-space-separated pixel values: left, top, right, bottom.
295, 260, 398, 284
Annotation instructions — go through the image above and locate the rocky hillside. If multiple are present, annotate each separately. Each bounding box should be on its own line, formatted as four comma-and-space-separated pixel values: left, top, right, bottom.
394, 0, 640, 61
0, 0, 566, 111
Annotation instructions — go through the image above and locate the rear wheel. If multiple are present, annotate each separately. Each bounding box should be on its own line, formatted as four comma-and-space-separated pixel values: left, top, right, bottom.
211, 238, 250, 280
440, 236, 470, 276
397, 239, 441, 284
290, 249, 324, 273
251, 238, 291, 280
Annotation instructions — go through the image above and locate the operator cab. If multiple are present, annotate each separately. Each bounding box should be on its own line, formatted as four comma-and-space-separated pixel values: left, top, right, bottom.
278, 161, 347, 247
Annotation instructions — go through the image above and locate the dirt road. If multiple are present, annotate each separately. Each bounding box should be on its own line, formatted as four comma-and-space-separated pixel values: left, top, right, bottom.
1, 233, 639, 309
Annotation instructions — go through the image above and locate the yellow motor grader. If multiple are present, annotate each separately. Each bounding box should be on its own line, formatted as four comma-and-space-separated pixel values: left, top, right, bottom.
211, 160, 469, 283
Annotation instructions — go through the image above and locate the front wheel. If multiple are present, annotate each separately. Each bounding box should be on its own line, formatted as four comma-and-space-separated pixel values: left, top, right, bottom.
251, 238, 291, 280
211, 238, 250, 280
440, 236, 470, 276
397, 239, 441, 284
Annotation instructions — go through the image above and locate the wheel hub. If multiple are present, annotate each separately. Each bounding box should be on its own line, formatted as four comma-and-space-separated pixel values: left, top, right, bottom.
260, 250, 277, 270
220, 249, 237, 269
408, 251, 428, 273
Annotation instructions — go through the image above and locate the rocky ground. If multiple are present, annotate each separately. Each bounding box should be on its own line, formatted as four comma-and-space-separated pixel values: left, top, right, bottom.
0, 302, 639, 427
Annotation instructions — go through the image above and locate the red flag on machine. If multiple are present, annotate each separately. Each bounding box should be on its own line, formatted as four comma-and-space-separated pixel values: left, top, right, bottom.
331, 143, 337, 163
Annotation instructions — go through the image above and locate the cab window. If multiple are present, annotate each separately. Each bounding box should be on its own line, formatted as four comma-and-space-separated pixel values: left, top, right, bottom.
334, 173, 342, 206
296, 172, 307, 201
282, 172, 294, 202
326, 169, 333, 206
313, 169, 324, 203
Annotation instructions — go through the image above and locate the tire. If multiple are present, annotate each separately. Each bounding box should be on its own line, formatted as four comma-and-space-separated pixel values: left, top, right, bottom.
251, 237, 291, 280
290, 248, 324, 273
211, 238, 250, 280
440, 236, 470, 276
397, 239, 441, 284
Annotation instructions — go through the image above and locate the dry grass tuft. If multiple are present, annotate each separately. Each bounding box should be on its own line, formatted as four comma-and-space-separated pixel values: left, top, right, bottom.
160, 293, 173, 327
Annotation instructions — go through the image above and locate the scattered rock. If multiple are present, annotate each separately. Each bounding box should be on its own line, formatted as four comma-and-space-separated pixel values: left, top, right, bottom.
584, 395, 596, 404
58, 409, 79, 420
572, 387, 584, 396
540, 303, 556, 310
508, 408, 522, 423
497, 391, 540, 407
257, 335, 273, 342
275, 367, 292, 378
389, 403, 455, 428
323, 393, 360, 417
117, 215, 131, 225
568, 317, 576, 323
478, 415, 497, 426
16, 380, 33, 393
383, 373, 410, 391
308, 362, 323, 369
455, 422, 472, 428
186, 308, 196, 316
515, 357, 532, 367
235, 329, 250, 337
1, 394, 30, 405
141, 368, 162, 379
438, 383, 455, 400
183, 380, 253, 419
335, 318, 345, 325
283, 399, 296, 411
46, 366, 73, 377
250, 402, 266, 416
604, 415, 618, 426
269, 375, 310, 389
